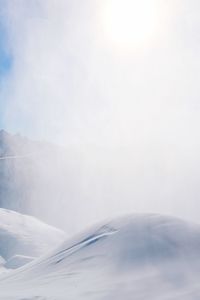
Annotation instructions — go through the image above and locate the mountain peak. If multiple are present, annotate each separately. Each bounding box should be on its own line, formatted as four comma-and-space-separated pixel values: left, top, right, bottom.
0, 129, 10, 138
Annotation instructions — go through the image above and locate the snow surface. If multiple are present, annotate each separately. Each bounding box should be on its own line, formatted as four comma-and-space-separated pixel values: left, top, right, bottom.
0, 256, 5, 266
5, 255, 36, 269
0, 208, 66, 268
1, 214, 200, 299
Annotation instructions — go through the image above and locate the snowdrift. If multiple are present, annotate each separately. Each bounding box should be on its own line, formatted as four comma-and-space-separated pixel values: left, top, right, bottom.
1, 214, 200, 299
0, 208, 66, 269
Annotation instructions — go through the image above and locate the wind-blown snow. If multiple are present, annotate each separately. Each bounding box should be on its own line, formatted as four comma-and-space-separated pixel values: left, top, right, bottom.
0, 208, 66, 269
1, 214, 200, 299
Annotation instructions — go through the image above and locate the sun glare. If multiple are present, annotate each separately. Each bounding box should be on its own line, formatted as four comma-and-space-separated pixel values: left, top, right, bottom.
103, 0, 161, 51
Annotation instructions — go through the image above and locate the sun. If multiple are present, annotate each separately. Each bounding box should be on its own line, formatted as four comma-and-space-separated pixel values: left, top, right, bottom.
102, 0, 161, 51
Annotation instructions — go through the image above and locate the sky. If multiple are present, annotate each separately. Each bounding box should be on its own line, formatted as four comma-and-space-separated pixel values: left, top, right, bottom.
0, 17, 12, 129
0, 0, 199, 144
0, 29, 11, 76
0, 0, 200, 230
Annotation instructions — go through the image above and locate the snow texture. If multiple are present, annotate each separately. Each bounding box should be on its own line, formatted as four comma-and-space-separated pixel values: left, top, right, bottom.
0, 208, 66, 266
1, 214, 200, 299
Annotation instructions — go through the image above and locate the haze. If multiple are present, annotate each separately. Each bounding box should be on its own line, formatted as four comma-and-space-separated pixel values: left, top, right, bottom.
0, 0, 200, 232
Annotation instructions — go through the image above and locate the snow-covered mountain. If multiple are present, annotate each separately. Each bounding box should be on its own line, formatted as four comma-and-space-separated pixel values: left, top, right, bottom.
1, 214, 200, 299
0, 208, 66, 269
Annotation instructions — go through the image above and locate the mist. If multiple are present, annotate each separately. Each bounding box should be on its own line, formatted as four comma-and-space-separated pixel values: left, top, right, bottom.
0, 0, 200, 233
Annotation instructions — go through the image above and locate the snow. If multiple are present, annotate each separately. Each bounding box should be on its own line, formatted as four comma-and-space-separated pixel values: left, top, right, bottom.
1, 214, 200, 299
0, 208, 66, 267
5, 255, 36, 269
0, 256, 5, 266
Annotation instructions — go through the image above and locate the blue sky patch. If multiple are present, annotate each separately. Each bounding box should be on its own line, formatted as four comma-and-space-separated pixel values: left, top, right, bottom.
0, 24, 12, 78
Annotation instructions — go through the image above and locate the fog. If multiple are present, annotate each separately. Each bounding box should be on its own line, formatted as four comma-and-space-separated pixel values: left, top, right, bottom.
0, 0, 200, 233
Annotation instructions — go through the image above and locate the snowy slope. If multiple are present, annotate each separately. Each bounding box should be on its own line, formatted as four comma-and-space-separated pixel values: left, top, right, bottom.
1, 214, 200, 299
0, 208, 66, 269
